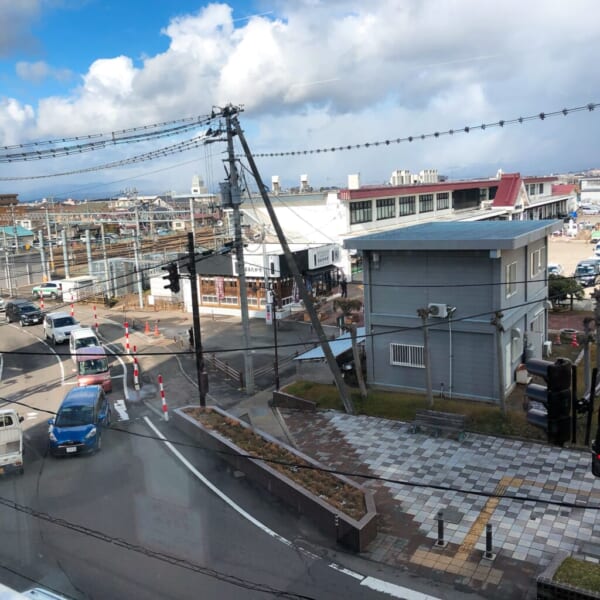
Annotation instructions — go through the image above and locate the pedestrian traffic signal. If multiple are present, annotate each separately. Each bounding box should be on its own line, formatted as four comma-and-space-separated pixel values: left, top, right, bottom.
525, 357, 572, 446
162, 263, 180, 293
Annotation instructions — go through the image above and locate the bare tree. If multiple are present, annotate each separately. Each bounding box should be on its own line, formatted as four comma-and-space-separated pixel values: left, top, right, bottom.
333, 298, 368, 399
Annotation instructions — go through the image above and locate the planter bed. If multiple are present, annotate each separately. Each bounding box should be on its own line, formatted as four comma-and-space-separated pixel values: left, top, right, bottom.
173, 405, 378, 552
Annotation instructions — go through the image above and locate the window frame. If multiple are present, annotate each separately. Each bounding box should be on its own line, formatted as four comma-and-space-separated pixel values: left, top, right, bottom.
398, 195, 416, 216
505, 261, 518, 297
349, 201, 372, 225
390, 343, 425, 368
436, 192, 449, 210
376, 198, 396, 220
419, 193, 434, 213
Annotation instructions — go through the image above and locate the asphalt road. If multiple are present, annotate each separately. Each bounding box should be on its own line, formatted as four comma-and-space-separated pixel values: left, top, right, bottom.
0, 314, 420, 599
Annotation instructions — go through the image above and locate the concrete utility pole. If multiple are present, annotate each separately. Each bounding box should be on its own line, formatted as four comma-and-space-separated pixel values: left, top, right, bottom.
417, 307, 434, 408
593, 288, 600, 379
85, 229, 93, 276
230, 106, 354, 413
100, 223, 111, 298
223, 107, 254, 394
583, 316, 595, 395
45, 207, 54, 274
61, 229, 70, 279
491, 311, 507, 415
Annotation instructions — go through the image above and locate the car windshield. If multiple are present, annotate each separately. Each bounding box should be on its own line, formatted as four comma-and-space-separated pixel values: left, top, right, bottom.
55, 405, 94, 427
76, 337, 97, 349
79, 358, 108, 375
20, 305, 38, 313
54, 317, 76, 327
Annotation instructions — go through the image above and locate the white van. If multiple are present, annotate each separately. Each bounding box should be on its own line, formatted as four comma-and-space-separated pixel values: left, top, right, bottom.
69, 327, 100, 362
0, 408, 24, 475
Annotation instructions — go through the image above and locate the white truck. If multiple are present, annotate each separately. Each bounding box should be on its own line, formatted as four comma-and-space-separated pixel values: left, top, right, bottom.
0, 408, 24, 475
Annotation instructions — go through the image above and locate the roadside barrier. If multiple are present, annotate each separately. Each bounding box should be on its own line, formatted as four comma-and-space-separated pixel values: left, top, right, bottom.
158, 374, 168, 421
124, 321, 130, 354
133, 346, 140, 391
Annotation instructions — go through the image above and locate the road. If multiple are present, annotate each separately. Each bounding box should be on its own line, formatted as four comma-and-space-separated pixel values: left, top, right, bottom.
0, 312, 433, 599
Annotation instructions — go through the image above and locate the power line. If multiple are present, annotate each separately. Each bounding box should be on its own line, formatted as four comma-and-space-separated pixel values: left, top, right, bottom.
248, 102, 600, 158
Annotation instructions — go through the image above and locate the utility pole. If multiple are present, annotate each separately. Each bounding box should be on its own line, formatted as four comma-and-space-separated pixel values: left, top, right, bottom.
187, 232, 208, 406
38, 230, 48, 281
61, 229, 70, 279
583, 316, 595, 395
268, 287, 280, 390
45, 207, 54, 274
491, 311, 507, 415
230, 106, 354, 413
132, 193, 144, 309
417, 307, 434, 408
223, 107, 254, 394
189, 197, 196, 242
100, 223, 111, 298
85, 229, 93, 276
593, 288, 600, 380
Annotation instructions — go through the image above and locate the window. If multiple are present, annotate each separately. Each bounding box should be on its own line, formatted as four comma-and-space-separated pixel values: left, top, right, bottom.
376, 198, 395, 220
390, 343, 425, 368
505, 261, 517, 297
436, 192, 449, 210
538, 183, 544, 194
530, 311, 544, 334
398, 195, 416, 216
201, 295, 218, 303
530, 248, 545, 278
349, 201, 372, 224
419, 194, 434, 213
0, 414, 13, 427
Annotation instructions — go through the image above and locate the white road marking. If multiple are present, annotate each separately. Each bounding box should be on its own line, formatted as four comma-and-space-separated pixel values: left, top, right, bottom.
113, 399, 129, 422
143, 416, 293, 546
143, 417, 421, 598
104, 344, 129, 401
9, 326, 66, 384
361, 577, 442, 599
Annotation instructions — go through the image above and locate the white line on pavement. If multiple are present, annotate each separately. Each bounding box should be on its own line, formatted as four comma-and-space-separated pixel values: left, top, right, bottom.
113, 399, 129, 422
143, 416, 425, 599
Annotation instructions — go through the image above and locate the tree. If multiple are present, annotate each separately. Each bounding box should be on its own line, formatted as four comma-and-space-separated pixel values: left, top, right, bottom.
333, 298, 368, 399
548, 274, 584, 310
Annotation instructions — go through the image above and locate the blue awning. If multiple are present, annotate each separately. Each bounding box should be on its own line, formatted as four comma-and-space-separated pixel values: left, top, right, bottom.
294, 327, 365, 361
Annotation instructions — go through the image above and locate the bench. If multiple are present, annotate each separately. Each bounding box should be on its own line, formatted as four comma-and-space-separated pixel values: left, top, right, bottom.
410, 409, 467, 441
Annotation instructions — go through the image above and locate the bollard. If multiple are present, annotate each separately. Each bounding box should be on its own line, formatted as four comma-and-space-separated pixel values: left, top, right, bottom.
158, 374, 168, 421
483, 523, 495, 560
145, 321, 150, 335
93, 305, 98, 333
435, 510, 446, 547
133, 353, 140, 391
40, 297, 44, 311
70, 303, 74, 318
124, 321, 130, 354
154, 320, 160, 336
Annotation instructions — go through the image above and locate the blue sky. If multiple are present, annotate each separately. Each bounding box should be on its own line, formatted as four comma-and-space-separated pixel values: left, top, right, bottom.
1, 1, 600, 201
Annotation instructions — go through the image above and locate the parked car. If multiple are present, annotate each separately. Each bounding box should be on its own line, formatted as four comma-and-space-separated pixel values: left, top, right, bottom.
48, 385, 110, 456
548, 263, 563, 276
31, 281, 62, 300
0, 297, 5, 313
5, 299, 44, 326
43, 312, 80, 344
574, 259, 600, 287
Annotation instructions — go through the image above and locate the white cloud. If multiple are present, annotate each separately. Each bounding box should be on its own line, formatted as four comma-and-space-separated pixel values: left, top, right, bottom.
1, 0, 600, 198
16, 60, 72, 83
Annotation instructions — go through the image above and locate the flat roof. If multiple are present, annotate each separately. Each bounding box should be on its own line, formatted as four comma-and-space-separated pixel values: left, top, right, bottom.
295, 327, 366, 361
344, 220, 562, 251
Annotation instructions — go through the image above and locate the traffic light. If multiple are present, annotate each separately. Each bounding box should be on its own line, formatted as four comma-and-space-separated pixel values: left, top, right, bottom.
525, 357, 572, 446
162, 263, 180, 293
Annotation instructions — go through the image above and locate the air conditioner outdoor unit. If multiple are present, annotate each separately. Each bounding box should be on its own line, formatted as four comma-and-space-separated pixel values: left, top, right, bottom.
428, 303, 448, 318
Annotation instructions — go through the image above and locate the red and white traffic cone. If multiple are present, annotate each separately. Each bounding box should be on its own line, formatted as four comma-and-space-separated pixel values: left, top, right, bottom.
70, 303, 74, 318
39, 297, 45, 311
154, 320, 160, 336
571, 332, 579, 348
93, 305, 98, 334
158, 374, 168, 421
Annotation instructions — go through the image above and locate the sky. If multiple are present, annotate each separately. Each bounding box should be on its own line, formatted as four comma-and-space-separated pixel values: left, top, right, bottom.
1, 0, 600, 201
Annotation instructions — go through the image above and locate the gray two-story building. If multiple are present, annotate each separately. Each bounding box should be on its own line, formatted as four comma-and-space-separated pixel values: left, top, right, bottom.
344, 220, 560, 404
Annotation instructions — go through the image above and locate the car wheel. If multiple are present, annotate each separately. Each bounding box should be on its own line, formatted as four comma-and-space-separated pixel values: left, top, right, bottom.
50, 292, 56, 299
51, 336, 56, 346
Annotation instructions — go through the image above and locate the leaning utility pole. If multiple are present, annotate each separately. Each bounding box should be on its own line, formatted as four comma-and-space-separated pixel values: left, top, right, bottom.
230, 106, 354, 414
222, 108, 254, 394
417, 307, 434, 408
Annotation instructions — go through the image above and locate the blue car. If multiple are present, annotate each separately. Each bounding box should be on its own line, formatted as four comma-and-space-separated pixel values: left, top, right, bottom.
48, 386, 111, 456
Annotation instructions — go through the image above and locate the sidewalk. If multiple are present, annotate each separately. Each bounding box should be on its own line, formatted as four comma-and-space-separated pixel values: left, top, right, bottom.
96, 301, 600, 599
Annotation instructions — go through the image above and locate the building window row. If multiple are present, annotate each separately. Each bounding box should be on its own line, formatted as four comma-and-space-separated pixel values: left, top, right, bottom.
390, 343, 425, 368
351, 191, 451, 224
419, 194, 434, 213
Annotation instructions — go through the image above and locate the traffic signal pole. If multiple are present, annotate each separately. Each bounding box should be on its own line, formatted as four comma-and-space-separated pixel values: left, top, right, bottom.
187, 232, 208, 407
